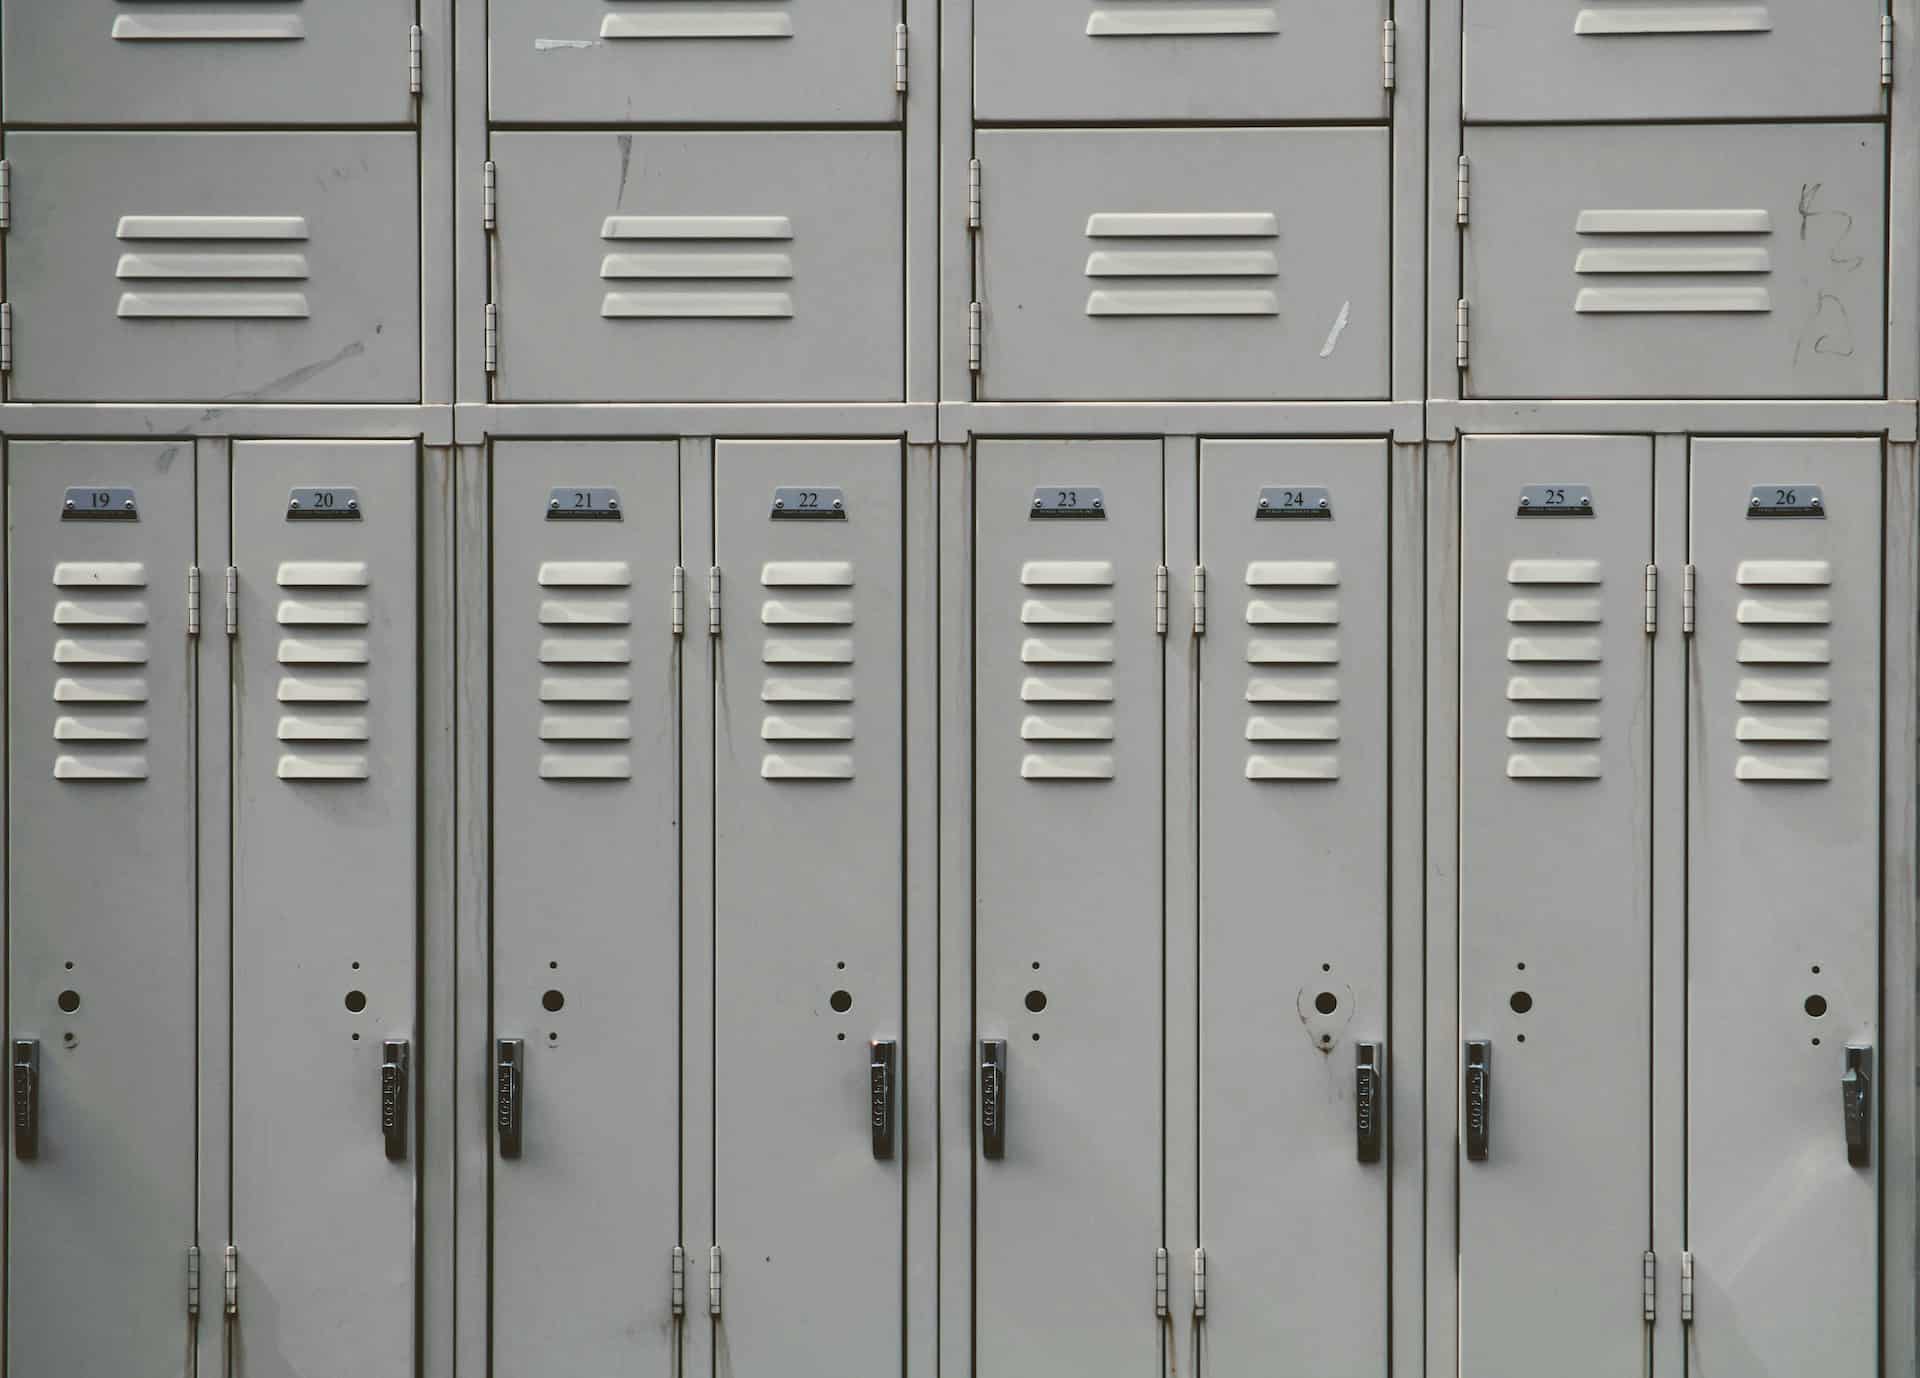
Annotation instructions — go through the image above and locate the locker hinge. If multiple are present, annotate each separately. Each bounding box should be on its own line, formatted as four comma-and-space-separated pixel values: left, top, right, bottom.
968, 158, 983, 229
1455, 155, 1470, 226
222, 1245, 238, 1318
672, 565, 687, 637
1193, 1248, 1208, 1319
1682, 563, 1696, 636
968, 301, 983, 372
187, 565, 202, 638
1882, 16, 1895, 87
186, 1245, 202, 1318
1192, 565, 1208, 637
1382, 19, 1397, 90
408, 24, 423, 95
1455, 299, 1470, 370
1644, 564, 1657, 636
894, 23, 909, 93
1642, 1251, 1657, 1322
223, 566, 239, 637
708, 1245, 723, 1317
670, 1245, 686, 1318
483, 161, 498, 232
1154, 1247, 1169, 1318
1680, 1252, 1695, 1323
707, 566, 723, 637
0, 159, 12, 232
484, 302, 499, 374
1155, 564, 1169, 636
0, 302, 12, 374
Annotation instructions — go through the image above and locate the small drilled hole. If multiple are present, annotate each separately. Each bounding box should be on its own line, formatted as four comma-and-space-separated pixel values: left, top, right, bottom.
837, 1032, 846, 1041
830, 990, 853, 1014
1805, 994, 1828, 1018
548, 1032, 558, 1042
1517, 962, 1526, 971
1025, 990, 1048, 1013
1516, 1034, 1526, 1044
352, 1032, 361, 1041
351, 961, 361, 970
542, 989, 566, 1013
836, 961, 846, 970
1031, 1033, 1040, 1041
344, 990, 367, 1013
1032, 961, 1041, 970
62, 1032, 76, 1047
1811, 965, 1822, 974
56, 990, 80, 1014
1510, 991, 1533, 1015
64, 961, 74, 971
1321, 963, 1331, 972
1314, 991, 1339, 1015
550, 961, 559, 970
1812, 1037, 1822, 1046
1320, 1034, 1332, 1045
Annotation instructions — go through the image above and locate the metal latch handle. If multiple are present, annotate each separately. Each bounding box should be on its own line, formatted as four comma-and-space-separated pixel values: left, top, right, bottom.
870, 1040, 896, 1161
1843, 1043, 1872, 1168
1356, 1042, 1384, 1164
381, 1039, 410, 1161
12, 1040, 38, 1160
496, 1039, 525, 1159
1464, 1040, 1492, 1162
980, 1039, 1008, 1160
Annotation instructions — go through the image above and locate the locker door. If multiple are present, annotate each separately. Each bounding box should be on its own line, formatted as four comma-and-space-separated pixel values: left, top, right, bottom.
489, 0, 900, 124
974, 130, 1389, 401
974, 0, 1388, 122
4, 0, 416, 125
1457, 436, 1652, 1378
1462, 125, 1886, 400
230, 442, 418, 1378
490, 132, 903, 403
6, 443, 198, 1378
1464, 0, 1884, 122
974, 441, 1164, 1374
5, 133, 420, 403
490, 443, 682, 1374
712, 441, 904, 1373
1196, 441, 1389, 1375
1686, 439, 1881, 1378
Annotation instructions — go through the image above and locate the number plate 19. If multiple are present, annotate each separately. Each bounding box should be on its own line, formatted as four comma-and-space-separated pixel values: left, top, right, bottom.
61, 486, 138, 520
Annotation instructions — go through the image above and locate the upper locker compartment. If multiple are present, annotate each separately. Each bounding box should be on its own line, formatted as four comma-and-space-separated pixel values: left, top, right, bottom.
1464, 0, 1886, 121
490, 0, 902, 123
1463, 124, 1886, 399
973, 0, 1389, 121
4, 0, 418, 125
491, 132, 903, 402
975, 130, 1390, 400
4, 133, 420, 403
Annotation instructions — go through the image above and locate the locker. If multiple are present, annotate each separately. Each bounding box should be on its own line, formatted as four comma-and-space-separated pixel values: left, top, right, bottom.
6, 443, 199, 1378
1196, 441, 1389, 1376
973, 441, 1164, 1374
1686, 438, 1881, 1377
711, 441, 905, 1373
489, 0, 901, 125
1457, 436, 1653, 1378
3, 0, 417, 126
974, 130, 1390, 401
1464, 0, 1886, 122
3, 133, 420, 403
489, 444, 682, 1373
1462, 125, 1886, 400
973, 0, 1389, 122
489, 133, 904, 403
230, 442, 418, 1378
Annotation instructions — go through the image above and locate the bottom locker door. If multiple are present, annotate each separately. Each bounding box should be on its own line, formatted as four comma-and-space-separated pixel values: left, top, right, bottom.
490, 443, 683, 1371
1196, 440, 1389, 1374
973, 441, 1165, 1374
1686, 439, 1881, 1378
711, 441, 905, 1371
1457, 437, 1653, 1377
230, 442, 418, 1377
6, 443, 200, 1377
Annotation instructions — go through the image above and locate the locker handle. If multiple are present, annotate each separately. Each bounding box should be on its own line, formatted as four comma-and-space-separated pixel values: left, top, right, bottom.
870, 1040, 897, 1161
1464, 1040, 1492, 1163
1842, 1043, 1872, 1168
980, 1039, 1008, 1161
381, 1040, 410, 1162
1356, 1042, 1384, 1164
11, 1039, 38, 1161
496, 1039, 525, 1160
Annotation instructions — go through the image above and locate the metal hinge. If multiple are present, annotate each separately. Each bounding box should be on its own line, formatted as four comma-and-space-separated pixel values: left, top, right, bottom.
707, 567, 722, 637
223, 1245, 239, 1318
1155, 565, 1169, 636
968, 158, 982, 229
968, 301, 982, 372
1883, 16, 1895, 87
187, 1245, 202, 1318
1456, 155, 1470, 226
188, 566, 202, 638
1193, 1248, 1208, 1319
1, 302, 12, 374
484, 302, 499, 374
1642, 1251, 1657, 1322
1192, 565, 1208, 637
1644, 564, 1657, 636
1680, 1252, 1695, 1323
1154, 1247, 1169, 1318
0, 160, 11, 232
1455, 299, 1470, 370
409, 25, 423, 95
670, 1245, 686, 1318
224, 567, 239, 637
671, 565, 686, 637
1382, 19, 1397, 90
894, 23, 909, 93
1682, 563, 1696, 636
483, 161, 498, 232
708, 1245, 723, 1317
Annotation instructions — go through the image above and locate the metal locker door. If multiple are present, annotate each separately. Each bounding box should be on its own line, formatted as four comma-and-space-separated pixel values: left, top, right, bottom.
4, 0, 416, 126
230, 442, 418, 1378
974, 130, 1389, 401
1457, 436, 1653, 1378
1196, 441, 1389, 1376
973, 0, 1388, 121
712, 441, 904, 1373
490, 443, 682, 1374
4, 133, 420, 403
1686, 438, 1881, 1378
489, 0, 900, 124
490, 132, 903, 403
974, 441, 1164, 1374
6, 443, 199, 1378
1464, 0, 1884, 122
1462, 125, 1886, 399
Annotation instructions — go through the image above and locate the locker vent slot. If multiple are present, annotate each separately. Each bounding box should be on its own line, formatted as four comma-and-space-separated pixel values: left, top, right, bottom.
114, 215, 311, 319
1574, 4, 1771, 36
1086, 2, 1281, 36
1732, 559, 1833, 782
760, 561, 856, 782
111, 4, 308, 42
1242, 561, 1341, 782
600, 1, 795, 40
535, 561, 635, 780
50, 561, 151, 782
1504, 558, 1605, 780
600, 216, 795, 320
274, 560, 372, 781
1020, 560, 1118, 780
1572, 208, 1772, 315
1082, 212, 1280, 318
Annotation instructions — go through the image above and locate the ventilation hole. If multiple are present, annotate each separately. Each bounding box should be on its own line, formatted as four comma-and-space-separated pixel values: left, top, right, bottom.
1805, 994, 1828, 1018
56, 990, 80, 1014
542, 989, 566, 1013
1314, 991, 1339, 1015
1510, 991, 1533, 1015
830, 989, 853, 1014
344, 990, 367, 1013
1025, 990, 1048, 1013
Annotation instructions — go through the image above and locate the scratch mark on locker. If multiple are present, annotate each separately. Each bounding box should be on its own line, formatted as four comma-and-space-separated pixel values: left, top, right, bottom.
533, 38, 601, 49
1318, 300, 1352, 358
217, 339, 366, 402
616, 134, 634, 206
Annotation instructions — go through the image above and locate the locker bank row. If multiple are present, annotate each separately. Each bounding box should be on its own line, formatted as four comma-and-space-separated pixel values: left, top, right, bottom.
5, 433, 1896, 1378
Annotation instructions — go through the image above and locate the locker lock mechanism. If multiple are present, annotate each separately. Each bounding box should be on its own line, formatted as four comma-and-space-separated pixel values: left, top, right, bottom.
1464, 1040, 1492, 1163
1355, 1042, 1384, 1164
380, 1040, 410, 1162
979, 1040, 1008, 1161
869, 1040, 897, 1161
1842, 1043, 1872, 1169
12, 1039, 39, 1161
496, 1039, 525, 1160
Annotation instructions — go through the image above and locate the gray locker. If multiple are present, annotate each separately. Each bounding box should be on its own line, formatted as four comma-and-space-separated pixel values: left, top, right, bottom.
4, 0, 417, 126
1464, 0, 1885, 122
490, 444, 682, 1373
1462, 125, 1886, 399
489, 0, 900, 124
973, 0, 1388, 122
974, 130, 1390, 401
1196, 441, 1389, 1375
6, 443, 199, 1378
4, 133, 420, 403
230, 442, 418, 1378
1686, 438, 1881, 1378
712, 442, 905, 1373
974, 441, 1164, 1374
1457, 437, 1653, 1378
490, 133, 903, 404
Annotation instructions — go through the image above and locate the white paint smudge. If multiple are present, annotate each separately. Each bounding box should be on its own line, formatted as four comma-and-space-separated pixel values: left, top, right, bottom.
534, 37, 600, 50
1319, 300, 1352, 358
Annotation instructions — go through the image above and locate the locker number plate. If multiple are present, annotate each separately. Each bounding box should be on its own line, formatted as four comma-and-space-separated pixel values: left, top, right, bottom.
1031, 486, 1105, 519
1256, 486, 1332, 519
1748, 484, 1825, 518
1516, 484, 1593, 517
548, 487, 623, 520
286, 487, 361, 519
771, 486, 845, 519
61, 486, 138, 520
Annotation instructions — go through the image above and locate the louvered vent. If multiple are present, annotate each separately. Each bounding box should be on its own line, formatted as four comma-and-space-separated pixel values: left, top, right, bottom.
1731, 558, 1833, 782
1019, 560, 1117, 781
275, 560, 371, 781
1504, 558, 1605, 780
535, 561, 634, 781
1574, 3, 1771, 35
600, 0, 794, 39
115, 215, 311, 319
1572, 209, 1773, 315
760, 561, 856, 781
1082, 213, 1279, 318
1242, 561, 1341, 782
111, 1, 307, 41
600, 216, 794, 320
51, 561, 151, 782
1086, 1, 1280, 36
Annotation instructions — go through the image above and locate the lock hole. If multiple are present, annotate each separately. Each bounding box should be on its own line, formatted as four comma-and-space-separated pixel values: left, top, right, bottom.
344, 990, 367, 1013
542, 989, 566, 1013
1509, 991, 1533, 1015
1025, 990, 1048, 1013
1805, 994, 1828, 1018
56, 989, 80, 1014
1313, 991, 1339, 1015
830, 989, 853, 1014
